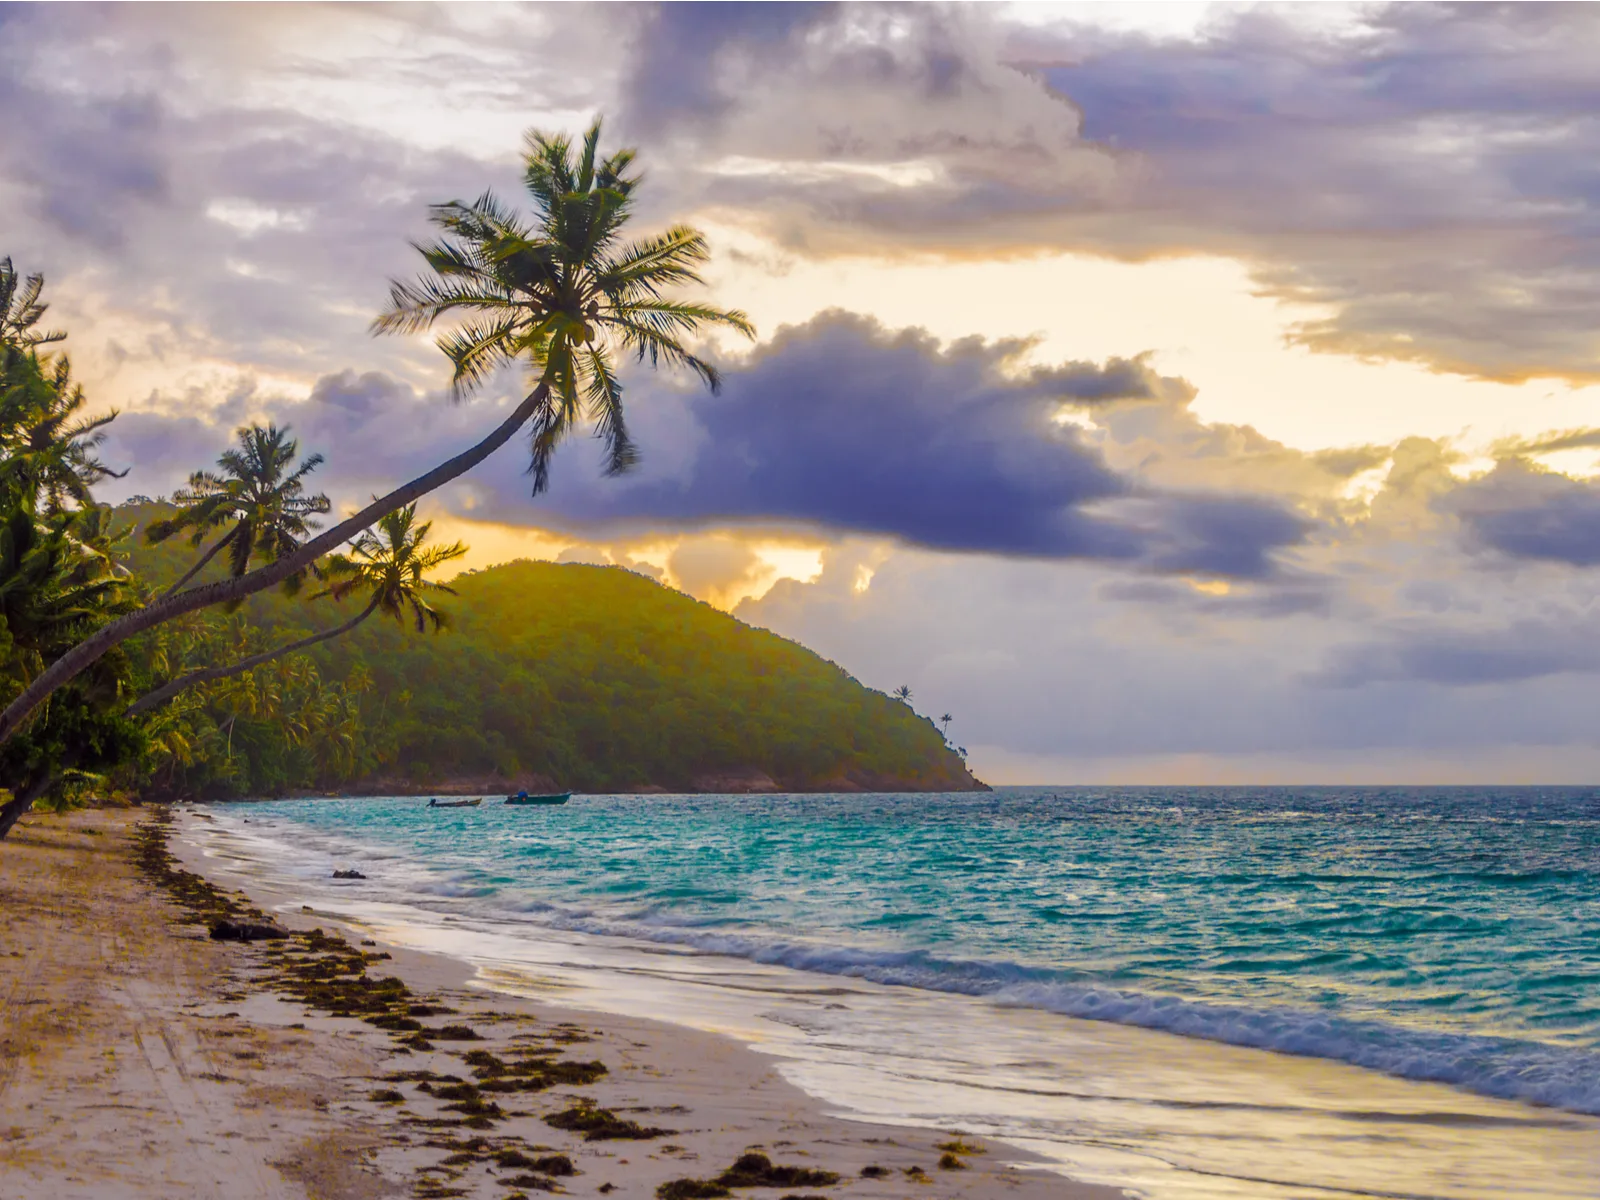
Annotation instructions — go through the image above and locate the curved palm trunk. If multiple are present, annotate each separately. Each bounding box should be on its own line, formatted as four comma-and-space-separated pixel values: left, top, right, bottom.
127, 594, 382, 718
161, 526, 239, 599
0, 775, 57, 841
0, 381, 549, 748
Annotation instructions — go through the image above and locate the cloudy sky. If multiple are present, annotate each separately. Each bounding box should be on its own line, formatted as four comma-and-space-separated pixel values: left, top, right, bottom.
7, 1, 1600, 783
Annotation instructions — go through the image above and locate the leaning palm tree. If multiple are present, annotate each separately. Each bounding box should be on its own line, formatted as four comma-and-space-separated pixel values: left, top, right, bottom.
0, 117, 752, 749
127, 503, 466, 717
146, 423, 331, 599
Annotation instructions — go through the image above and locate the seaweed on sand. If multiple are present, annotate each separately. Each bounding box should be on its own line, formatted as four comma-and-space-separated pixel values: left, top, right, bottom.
544, 1099, 671, 1141
495, 1150, 574, 1175
656, 1180, 730, 1200
429, 1024, 482, 1041
715, 1152, 839, 1189
657, 1151, 842, 1199
460, 1048, 607, 1092
502, 1177, 559, 1194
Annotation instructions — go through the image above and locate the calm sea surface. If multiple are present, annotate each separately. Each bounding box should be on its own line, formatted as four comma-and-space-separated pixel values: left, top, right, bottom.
188, 787, 1600, 1199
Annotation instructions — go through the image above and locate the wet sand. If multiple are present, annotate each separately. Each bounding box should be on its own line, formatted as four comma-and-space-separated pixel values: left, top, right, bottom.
0, 807, 1120, 1199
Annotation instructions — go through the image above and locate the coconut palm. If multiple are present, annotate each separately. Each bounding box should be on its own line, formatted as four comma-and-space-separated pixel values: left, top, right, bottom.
893, 685, 914, 704
127, 503, 466, 717
0, 117, 752, 748
146, 423, 331, 599
373, 116, 754, 490
939, 713, 953, 741
313, 504, 466, 632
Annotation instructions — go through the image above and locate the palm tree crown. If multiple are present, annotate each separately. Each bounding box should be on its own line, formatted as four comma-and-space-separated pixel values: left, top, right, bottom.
125, 502, 466, 720
315, 504, 467, 632
146, 424, 331, 598
373, 116, 755, 493
0, 258, 65, 350
1, 285, 121, 514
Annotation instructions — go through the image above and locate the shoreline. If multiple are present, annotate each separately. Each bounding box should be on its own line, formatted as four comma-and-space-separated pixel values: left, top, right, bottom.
1, 806, 1117, 1199
181, 795, 1600, 1200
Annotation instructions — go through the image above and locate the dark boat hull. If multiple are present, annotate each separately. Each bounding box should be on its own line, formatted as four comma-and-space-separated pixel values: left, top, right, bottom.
505, 793, 571, 806
428, 798, 482, 808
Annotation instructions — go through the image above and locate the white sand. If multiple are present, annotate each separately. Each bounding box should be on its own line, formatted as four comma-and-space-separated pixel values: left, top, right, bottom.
1, 808, 1121, 1199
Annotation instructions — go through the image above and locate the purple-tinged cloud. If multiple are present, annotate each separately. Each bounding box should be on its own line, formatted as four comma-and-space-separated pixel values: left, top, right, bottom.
1445, 461, 1600, 568
102, 314, 1310, 580
608, 2, 1600, 382
523, 313, 1307, 577
1313, 616, 1600, 689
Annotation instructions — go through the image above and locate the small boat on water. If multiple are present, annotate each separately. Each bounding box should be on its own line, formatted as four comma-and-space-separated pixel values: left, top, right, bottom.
505, 791, 571, 806
427, 797, 482, 809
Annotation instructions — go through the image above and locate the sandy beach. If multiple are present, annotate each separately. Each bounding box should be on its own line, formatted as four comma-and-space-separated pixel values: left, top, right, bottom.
0, 807, 1119, 1200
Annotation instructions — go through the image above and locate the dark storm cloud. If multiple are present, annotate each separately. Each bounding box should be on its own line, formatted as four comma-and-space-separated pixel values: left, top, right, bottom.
104, 315, 1311, 579
548, 313, 1137, 557
1445, 461, 1600, 568
517, 314, 1308, 577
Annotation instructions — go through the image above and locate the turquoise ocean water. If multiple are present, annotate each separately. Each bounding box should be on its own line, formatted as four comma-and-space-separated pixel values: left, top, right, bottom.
191, 787, 1600, 1199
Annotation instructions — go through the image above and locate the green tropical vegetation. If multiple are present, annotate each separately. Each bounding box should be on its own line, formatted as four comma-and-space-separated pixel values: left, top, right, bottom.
0, 116, 752, 748
127, 500, 465, 718
146, 422, 331, 599
0, 118, 981, 834
0, 258, 144, 836
120, 508, 979, 799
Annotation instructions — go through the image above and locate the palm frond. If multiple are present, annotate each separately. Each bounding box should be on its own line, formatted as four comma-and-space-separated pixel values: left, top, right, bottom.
608, 315, 724, 392
582, 346, 637, 476
0, 258, 66, 348
437, 315, 525, 399
372, 274, 520, 336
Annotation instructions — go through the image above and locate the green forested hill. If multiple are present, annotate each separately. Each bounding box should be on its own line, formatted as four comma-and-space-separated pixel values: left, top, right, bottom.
118, 505, 982, 797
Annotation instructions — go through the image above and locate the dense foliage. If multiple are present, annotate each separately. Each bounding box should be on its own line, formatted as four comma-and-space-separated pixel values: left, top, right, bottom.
122, 508, 978, 797
0, 261, 145, 831
0, 118, 751, 754
0, 118, 976, 818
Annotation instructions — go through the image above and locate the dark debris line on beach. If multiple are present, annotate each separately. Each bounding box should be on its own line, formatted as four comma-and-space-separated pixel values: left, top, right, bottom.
132, 810, 669, 1199
133, 812, 978, 1200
